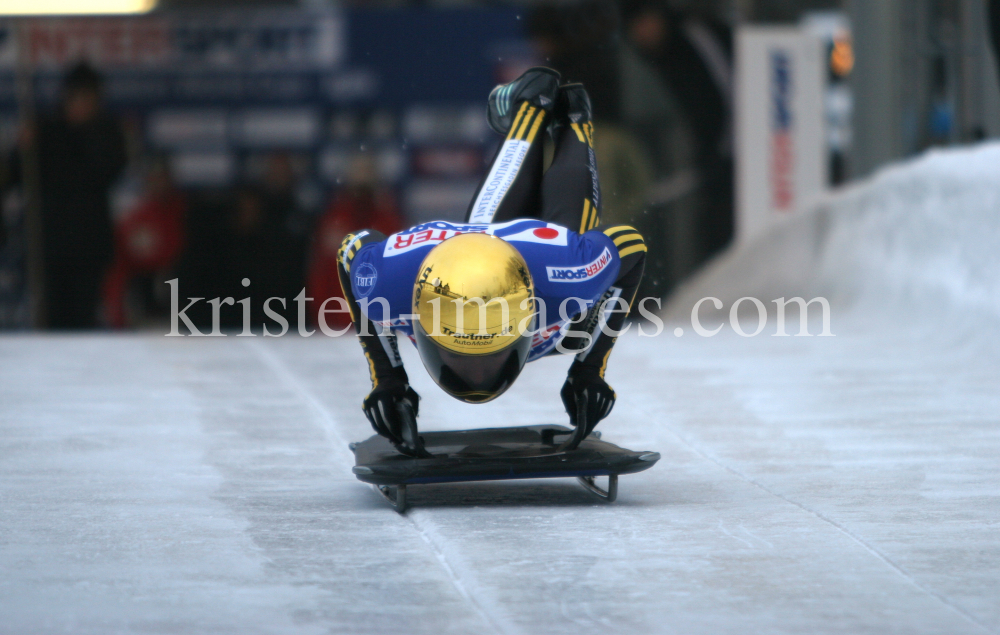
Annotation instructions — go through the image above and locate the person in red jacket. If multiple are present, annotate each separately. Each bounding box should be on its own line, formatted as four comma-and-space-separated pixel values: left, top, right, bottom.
307, 154, 401, 329
104, 159, 186, 328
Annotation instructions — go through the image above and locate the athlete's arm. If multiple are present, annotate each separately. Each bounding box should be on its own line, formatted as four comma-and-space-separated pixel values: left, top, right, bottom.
559, 225, 646, 447
337, 231, 419, 444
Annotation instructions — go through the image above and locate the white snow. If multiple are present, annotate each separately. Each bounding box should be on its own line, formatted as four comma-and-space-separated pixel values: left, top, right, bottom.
2, 142, 1000, 634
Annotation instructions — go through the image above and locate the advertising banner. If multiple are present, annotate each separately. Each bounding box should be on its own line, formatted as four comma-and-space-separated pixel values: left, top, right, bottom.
735, 27, 827, 244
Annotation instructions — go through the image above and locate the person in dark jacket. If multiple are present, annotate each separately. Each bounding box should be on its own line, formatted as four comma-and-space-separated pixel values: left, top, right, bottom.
527, 1, 623, 123
624, 1, 734, 262
24, 62, 127, 328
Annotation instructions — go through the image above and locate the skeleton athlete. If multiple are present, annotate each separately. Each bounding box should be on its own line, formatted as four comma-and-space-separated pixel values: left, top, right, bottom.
337, 68, 647, 452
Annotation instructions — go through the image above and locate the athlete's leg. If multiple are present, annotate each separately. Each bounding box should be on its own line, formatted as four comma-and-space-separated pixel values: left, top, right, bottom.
540, 84, 601, 233
465, 68, 560, 224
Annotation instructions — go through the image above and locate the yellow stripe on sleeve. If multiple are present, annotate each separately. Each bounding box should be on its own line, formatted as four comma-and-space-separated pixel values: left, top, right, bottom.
602, 225, 638, 238
336, 249, 359, 323
612, 233, 643, 247
570, 122, 586, 143
618, 243, 648, 259
338, 233, 357, 272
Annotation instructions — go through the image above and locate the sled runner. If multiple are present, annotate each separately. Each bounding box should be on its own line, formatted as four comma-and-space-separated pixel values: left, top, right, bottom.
350, 423, 660, 512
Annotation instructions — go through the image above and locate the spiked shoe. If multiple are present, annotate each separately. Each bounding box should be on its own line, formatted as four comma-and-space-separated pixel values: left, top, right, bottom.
486, 67, 561, 136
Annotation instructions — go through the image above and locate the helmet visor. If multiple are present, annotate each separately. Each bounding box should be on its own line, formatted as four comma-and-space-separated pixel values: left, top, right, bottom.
414, 321, 531, 403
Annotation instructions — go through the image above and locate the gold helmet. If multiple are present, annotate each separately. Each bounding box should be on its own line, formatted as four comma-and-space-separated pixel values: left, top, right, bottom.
412, 233, 535, 403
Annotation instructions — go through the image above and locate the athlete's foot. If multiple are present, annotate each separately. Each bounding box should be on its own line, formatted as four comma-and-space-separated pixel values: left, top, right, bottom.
550, 83, 593, 140
555, 83, 592, 124
486, 67, 561, 136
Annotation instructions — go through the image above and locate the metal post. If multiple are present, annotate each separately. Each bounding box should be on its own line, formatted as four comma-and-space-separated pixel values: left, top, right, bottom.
849, 0, 907, 177
958, 0, 985, 140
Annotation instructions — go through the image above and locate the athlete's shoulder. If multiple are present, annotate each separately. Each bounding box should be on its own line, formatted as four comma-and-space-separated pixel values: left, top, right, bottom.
338, 229, 386, 273
380, 218, 574, 257
596, 225, 647, 260
532, 225, 643, 287
490, 218, 572, 246
381, 220, 486, 258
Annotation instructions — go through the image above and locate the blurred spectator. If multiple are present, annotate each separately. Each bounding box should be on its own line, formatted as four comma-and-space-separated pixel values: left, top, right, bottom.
14, 62, 127, 328
591, 126, 654, 228
528, 1, 623, 122
623, 1, 734, 261
527, 2, 659, 220
307, 153, 401, 329
225, 185, 284, 328
259, 152, 312, 305
103, 158, 186, 328
528, 2, 663, 291
169, 152, 313, 331
213, 153, 311, 329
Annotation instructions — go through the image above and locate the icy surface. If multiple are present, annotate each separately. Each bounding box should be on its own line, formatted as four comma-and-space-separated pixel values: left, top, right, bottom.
2, 143, 1000, 634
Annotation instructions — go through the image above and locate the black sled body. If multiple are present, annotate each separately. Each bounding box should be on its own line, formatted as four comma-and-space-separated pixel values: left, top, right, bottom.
350, 425, 659, 512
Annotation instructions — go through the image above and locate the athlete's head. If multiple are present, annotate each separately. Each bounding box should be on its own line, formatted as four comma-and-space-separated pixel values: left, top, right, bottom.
412, 233, 535, 404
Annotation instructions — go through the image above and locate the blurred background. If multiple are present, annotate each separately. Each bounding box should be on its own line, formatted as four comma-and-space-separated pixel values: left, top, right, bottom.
0, 0, 997, 331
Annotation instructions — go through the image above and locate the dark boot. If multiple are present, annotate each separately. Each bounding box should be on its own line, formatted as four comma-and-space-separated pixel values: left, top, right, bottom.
486, 67, 561, 136
549, 83, 593, 140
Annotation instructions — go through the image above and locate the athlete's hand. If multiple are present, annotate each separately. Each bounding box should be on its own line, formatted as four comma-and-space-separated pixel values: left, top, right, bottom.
363, 382, 420, 445
560, 366, 616, 449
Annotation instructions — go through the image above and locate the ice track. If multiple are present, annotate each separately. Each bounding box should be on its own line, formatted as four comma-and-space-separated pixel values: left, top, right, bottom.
2, 143, 1000, 634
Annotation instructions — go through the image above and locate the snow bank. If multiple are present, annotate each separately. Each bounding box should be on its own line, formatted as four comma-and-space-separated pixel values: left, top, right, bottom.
663, 142, 1000, 333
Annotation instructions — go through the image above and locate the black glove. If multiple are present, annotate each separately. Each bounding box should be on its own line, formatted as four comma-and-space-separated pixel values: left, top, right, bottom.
363, 381, 420, 446
560, 365, 616, 449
